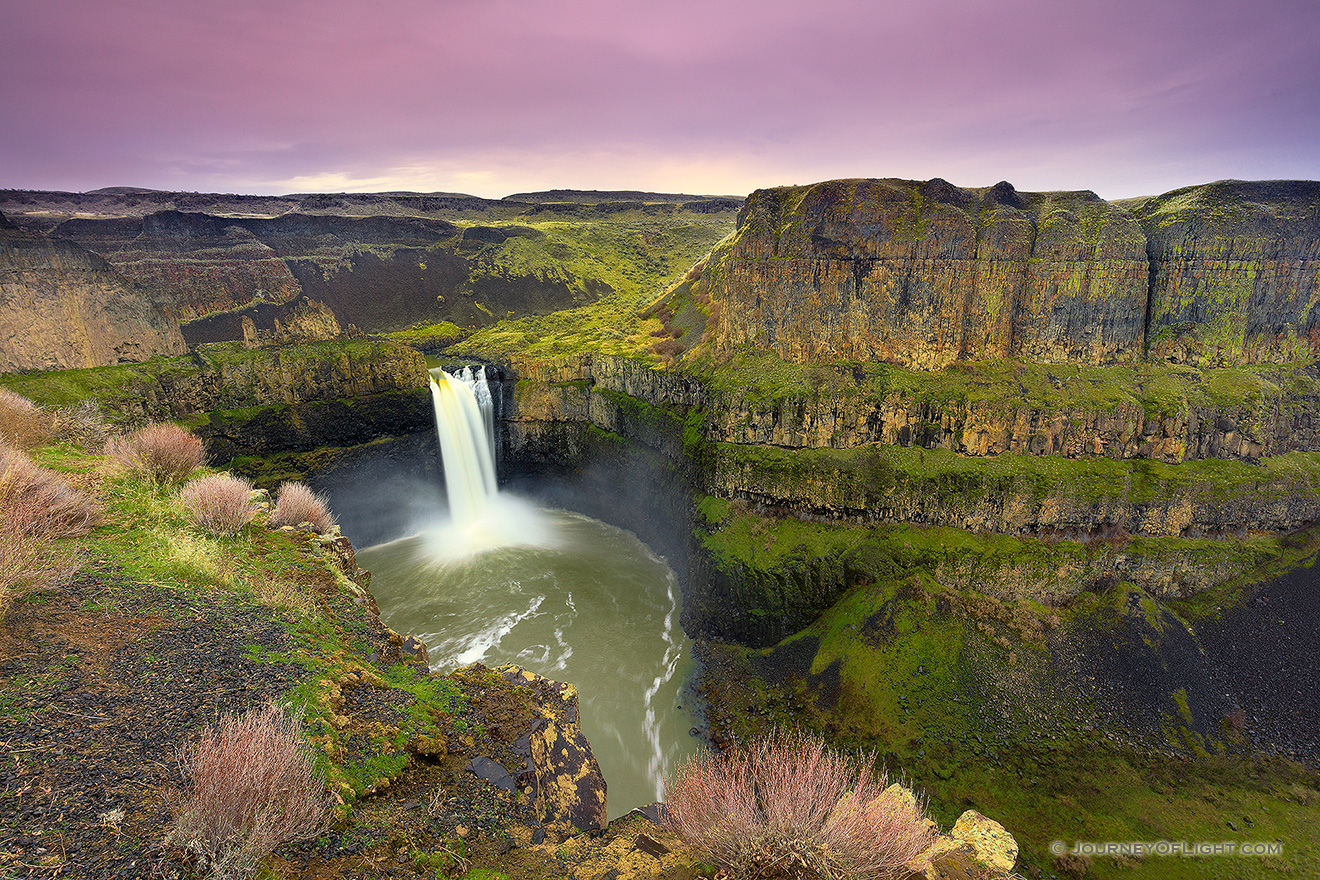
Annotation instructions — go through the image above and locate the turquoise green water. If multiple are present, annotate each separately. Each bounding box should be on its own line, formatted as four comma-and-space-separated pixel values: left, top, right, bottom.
358, 506, 699, 818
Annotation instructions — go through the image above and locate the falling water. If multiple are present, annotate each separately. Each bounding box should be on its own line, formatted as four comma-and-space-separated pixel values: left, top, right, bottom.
428, 367, 496, 520
423, 366, 554, 561
360, 363, 699, 816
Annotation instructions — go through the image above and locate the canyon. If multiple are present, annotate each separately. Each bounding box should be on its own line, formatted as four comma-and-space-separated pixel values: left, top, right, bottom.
4, 177, 1320, 878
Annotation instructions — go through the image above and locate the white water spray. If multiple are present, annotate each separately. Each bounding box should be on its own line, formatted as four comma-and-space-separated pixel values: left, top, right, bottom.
423, 366, 555, 563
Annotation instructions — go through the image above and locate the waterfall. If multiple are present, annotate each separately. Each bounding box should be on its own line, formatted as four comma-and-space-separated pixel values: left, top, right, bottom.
428, 367, 497, 520
423, 364, 555, 561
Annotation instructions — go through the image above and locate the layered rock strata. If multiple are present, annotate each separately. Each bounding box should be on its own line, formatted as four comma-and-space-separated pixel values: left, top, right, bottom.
0, 219, 185, 371
703, 178, 1320, 370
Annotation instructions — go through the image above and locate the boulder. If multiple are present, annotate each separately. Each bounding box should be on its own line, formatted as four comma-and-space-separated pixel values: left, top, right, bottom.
496, 665, 608, 840
907, 809, 1018, 880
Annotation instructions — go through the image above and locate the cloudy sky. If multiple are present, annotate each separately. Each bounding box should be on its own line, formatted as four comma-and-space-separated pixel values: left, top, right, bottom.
3, 0, 1318, 199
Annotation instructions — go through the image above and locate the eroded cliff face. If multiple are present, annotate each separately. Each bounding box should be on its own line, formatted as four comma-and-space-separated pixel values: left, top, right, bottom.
0, 222, 185, 372
1132, 180, 1320, 366
700, 177, 1320, 370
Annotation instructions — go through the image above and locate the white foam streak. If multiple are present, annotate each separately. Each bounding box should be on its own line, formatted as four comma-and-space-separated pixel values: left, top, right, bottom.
643, 571, 686, 800
450, 596, 544, 667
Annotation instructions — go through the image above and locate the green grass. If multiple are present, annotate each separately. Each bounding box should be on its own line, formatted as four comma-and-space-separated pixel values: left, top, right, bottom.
0, 338, 423, 423
686, 348, 1319, 419
448, 215, 731, 364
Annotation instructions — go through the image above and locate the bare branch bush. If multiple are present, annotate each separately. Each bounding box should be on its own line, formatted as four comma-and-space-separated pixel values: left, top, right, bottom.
181, 474, 256, 538
165, 704, 331, 880
266, 482, 337, 534
664, 731, 936, 880
108, 422, 206, 486
0, 446, 102, 539
0, 496, 80, 616
50, 399, 113, 451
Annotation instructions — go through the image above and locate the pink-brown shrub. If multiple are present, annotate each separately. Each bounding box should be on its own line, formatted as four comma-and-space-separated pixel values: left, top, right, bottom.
181, 474, 256, 537
0, 445, 97, 615
0, 389, 51, 450
109, 422, 206, 485
663, 731, 935, 880
166, 704, 330, 880
266, 482, 337, 534
0, 446, 102, 539
0, 496, 80, 616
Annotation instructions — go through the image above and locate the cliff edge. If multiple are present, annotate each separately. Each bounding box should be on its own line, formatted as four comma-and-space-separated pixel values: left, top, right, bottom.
697, 177, 1320, 369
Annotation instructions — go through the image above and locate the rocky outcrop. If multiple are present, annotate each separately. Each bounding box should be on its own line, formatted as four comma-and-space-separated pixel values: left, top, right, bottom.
697, 177, 1320, 370
909, 810, 1019, 880
0, 225, 185, 372
1132, 179, 1320, 366
496, 666, 608, 840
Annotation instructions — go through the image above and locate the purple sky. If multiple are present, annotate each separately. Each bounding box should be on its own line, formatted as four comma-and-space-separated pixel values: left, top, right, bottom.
3, 0, 1319, 199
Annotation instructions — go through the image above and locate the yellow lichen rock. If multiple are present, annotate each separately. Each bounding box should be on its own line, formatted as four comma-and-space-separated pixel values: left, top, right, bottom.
907, 809, 1018, 880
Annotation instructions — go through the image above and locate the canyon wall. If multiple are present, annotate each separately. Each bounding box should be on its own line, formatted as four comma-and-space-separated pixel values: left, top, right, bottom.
0, 189, 740, 348
702, 178, 1320, 370
0, 217, 185, 372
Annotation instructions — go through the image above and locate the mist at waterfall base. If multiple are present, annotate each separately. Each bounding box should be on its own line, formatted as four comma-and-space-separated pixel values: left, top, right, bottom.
357, 367, 699, 817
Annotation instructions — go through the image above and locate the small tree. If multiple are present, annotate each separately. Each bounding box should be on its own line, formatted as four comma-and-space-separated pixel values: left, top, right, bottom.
664, 731, 935, 880
166, 705, 331, 879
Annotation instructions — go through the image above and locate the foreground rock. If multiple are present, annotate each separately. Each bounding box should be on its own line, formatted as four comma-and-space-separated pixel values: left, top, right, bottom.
909, 810, 1019, 880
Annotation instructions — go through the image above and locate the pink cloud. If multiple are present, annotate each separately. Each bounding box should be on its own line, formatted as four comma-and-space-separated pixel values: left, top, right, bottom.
2, 0, 1317, 197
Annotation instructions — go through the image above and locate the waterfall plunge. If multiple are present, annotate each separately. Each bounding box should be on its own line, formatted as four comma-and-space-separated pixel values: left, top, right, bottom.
423, 366, 556, 563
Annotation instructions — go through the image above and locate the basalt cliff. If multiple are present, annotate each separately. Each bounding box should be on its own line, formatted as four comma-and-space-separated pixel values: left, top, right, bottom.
699, 177, 1320, 369
0, 212, 185, 371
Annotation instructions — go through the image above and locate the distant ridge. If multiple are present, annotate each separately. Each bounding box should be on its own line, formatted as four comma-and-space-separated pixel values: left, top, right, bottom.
84, 186, 170, 195
503, 189, 744, 204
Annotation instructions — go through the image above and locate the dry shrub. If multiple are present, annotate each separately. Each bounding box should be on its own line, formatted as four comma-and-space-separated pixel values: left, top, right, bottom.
267, 482, 337, 534
0, 389, 52, 450
109, 423, 206, 485
0, 497, 80, 616
182, 474, 256, 538
0, 446, 101, 539
664, 731, 935, 880
166, 704, 331, 880
50, 399, 113, 451
0, 446, 97, 615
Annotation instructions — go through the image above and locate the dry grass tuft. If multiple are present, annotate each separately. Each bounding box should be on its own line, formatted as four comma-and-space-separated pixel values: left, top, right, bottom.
50, 399, 114, 452
0, 445, 98, 615
249, 573, 319, 619
267, 482, 337, 534
0, 389, 52, 450
109, 423, 206, 486
165, 704, 331, 880
664, 731, 936, 880
181, 474, 256, 538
